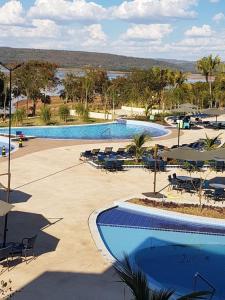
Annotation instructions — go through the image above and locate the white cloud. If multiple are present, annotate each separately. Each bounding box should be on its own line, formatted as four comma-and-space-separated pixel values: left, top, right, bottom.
213, 12, 225, 23
209, 0, 220, 3
0, 19, 60, 38
82, 24, 107, 47
111, 0, 198, 22
28, 0, 106, 22
0, 20, 107, 52
185, 25, 213, 37
123, 24, 173, 41
0, 0, 24, 25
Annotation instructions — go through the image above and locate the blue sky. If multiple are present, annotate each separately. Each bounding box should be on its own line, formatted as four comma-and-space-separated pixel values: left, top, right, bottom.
0, 0, 224, 60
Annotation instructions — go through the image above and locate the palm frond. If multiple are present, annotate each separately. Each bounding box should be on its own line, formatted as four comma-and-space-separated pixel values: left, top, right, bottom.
114, 256, 149, 300
177, 291, 212, 300
149, 289, 175, 300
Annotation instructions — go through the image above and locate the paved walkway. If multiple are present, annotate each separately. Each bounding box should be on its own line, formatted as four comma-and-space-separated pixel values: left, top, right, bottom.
0, 127, 223, 299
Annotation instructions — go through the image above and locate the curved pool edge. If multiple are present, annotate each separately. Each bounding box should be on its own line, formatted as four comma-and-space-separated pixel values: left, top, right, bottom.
0, 119, 171, 140
89, 196, 225, 267
0, 136, 18, 157
90, 196, 225, 299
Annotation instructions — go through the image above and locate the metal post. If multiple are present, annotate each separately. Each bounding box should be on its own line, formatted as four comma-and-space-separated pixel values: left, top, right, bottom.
0, 63, 23, 247
153, 144, 158, 194
177, 122, 181, 147
3, 69, 11, 247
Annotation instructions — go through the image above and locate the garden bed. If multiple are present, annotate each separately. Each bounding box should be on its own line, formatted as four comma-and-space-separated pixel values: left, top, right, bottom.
129, 198, 225, 219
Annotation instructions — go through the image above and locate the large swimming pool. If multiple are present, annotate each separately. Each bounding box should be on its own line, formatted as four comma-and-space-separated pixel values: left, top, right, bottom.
0, 120, 169, 139
97, 206, 225, 299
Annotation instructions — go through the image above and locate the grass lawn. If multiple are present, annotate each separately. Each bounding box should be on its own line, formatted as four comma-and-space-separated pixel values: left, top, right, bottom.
130, 198, 225, 219
0, 116, 109, 127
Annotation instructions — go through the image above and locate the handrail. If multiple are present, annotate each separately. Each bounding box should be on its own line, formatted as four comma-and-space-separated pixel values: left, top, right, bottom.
101, 128, 111, 137
193, 272, 216, 300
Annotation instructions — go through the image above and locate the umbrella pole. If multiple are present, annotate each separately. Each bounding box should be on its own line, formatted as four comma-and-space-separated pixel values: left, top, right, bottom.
3, 68, 12, 247
153, 144, 158, 194
177, 122, 181, 147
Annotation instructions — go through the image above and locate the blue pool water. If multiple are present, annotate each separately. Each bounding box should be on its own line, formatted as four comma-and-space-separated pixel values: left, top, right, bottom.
0, 121, 168, 139
97, 207, 225, 299
0, 139, 14, 156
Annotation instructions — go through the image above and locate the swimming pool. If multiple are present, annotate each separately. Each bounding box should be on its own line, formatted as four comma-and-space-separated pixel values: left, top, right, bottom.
0, 120, 169, 139
0, 137, 15, 157
96, 206, 225, 299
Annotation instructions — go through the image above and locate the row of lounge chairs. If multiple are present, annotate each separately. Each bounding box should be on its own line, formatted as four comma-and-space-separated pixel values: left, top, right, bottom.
80, 147, 129, 160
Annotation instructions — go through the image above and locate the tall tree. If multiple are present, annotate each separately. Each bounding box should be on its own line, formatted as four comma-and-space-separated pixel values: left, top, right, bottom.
0, 71, 10, 120
197, 55, 221, 107
13, 61, 58, 116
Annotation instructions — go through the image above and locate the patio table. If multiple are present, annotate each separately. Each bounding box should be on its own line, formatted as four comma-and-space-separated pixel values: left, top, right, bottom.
209, 183, 225, 190
177, 176, 194, 181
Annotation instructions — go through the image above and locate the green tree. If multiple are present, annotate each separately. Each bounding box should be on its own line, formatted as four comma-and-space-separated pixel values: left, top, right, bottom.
203, 133, 221, 151
40, 106, 51, 125
61, 73, 83, 103
58, 104, 70, 122
75, 103, 89, 122
12, 108, 26, 126
127, 133, 151, 162
197, 55, 221, 107
0, 72, 10, 120
13, 61, 57, 116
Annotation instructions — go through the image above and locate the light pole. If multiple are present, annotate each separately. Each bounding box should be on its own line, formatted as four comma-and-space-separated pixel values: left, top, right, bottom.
153, 144, 158, 194
0, 62, 23, 247
177, 120, 182, 147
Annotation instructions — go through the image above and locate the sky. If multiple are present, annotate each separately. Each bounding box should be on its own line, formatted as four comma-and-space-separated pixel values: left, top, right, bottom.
0, 0, 224, 61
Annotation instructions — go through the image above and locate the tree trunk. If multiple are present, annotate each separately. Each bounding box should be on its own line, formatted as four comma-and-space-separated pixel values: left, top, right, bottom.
26, 90, 29, 117
33, 100, 36, 116
3, 94, 7, 121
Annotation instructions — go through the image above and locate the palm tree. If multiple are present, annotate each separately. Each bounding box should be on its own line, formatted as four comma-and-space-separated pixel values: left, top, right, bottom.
203, 133, 221, 150
127, 133, 151, 162
197, 55, 221, 107
115, 255, 210, 300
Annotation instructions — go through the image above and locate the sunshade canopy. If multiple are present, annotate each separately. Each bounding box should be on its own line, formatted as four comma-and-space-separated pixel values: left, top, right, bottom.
201, 108, 225, 116
171, 107, 197, 114
179, 103, 198, 109
0, 200, 14, 217
163, 147, 225, 162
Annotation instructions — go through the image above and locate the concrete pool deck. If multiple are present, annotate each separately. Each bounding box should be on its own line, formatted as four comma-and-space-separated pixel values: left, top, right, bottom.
0, 126, 224, 299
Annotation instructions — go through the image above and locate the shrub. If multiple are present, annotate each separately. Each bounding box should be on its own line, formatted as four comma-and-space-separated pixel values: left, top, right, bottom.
58, 104, 70, 122
13, 108, 26, 126
75, 103, 89, 121
40, 106, 51, 125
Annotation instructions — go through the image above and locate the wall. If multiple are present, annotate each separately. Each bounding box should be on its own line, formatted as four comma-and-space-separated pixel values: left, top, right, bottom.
70, 110, 113, 120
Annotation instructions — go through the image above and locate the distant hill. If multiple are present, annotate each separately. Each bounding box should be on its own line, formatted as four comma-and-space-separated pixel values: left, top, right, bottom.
0, 47, 196, 72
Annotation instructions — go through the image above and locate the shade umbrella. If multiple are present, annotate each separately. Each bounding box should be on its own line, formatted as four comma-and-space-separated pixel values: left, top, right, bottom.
171, 107, 197, 114
0, 200, 14, 217
179, 103, 198, 109
201, 108, 225, 123
163, 147, 225, 161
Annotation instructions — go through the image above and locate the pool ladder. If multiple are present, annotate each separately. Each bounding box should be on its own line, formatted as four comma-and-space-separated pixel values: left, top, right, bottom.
101, 128, 111, 138
193, 272, 216, 299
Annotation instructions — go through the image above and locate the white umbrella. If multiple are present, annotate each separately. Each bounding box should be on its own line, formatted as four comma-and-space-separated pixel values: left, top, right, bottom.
0, 200, 14, 217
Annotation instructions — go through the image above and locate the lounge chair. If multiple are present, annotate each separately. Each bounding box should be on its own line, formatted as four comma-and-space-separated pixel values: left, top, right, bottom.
115, 160, 124, 171
103, 160, 116, 172
80, 150, 93, 160
104, 147, 113, 155
91, 149, 100, 156
116, 148, 126, 156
